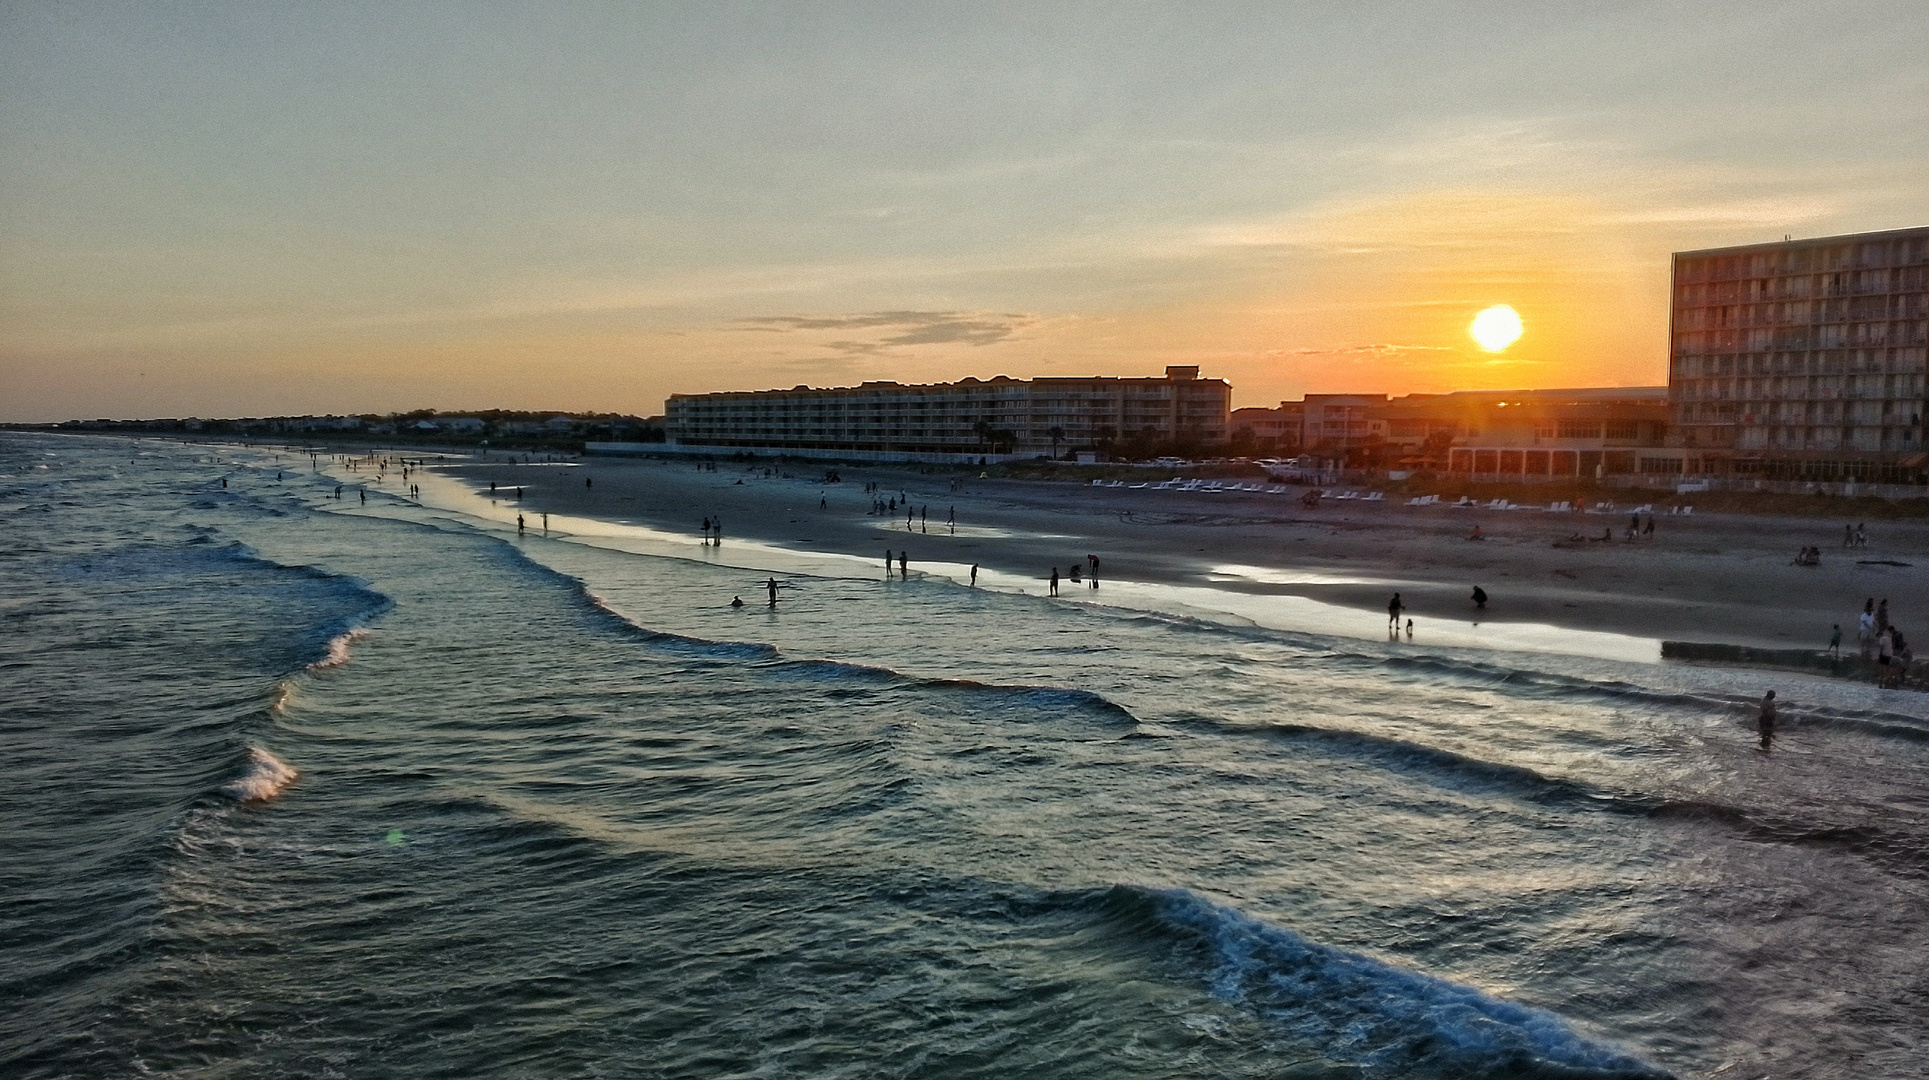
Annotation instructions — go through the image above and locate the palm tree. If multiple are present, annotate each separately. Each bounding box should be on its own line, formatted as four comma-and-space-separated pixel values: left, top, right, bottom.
1048, 425, 1065, 460
972, 418, 995, 454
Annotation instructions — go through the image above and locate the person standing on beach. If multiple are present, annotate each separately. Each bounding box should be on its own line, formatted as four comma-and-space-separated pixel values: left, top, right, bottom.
1471, 586, 1487, 610
1845, 523, 1854, 548
970, 563, 978, 587
1049, 567, 1059, 596
1387, 592, 1404, 631
899, 551, 908, 579
1829, 624, 1843, 658
1758, 690, 1777, 750
885, 549, 892, 572
517, 514, 525, 534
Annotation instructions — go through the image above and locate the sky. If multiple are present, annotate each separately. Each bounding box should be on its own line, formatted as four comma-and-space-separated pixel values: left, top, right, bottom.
2, 2, 1925, 421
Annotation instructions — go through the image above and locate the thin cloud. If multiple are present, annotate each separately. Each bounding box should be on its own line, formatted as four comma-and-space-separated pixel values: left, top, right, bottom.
1287, 343, 1456, 357
736, 310, 1033, 355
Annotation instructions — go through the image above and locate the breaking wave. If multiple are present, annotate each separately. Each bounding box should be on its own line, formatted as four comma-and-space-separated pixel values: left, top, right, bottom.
222, 747, 299, 803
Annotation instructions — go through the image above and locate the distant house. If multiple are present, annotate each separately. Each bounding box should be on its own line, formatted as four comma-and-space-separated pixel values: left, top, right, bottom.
545, 416, 579, 432
439, 417, 486, 434
411, 420, 440, 432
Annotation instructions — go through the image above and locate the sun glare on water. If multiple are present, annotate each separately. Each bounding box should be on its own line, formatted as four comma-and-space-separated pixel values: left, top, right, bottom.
1470, 305, 1523, 352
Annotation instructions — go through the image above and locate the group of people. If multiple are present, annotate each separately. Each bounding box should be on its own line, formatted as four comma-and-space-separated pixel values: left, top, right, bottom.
1855, 598, 1912, 686
1046, 555, 1102, 596
699, 516, 723, 545
1844, 522, 1869, 548
1792, 546, 1823, 565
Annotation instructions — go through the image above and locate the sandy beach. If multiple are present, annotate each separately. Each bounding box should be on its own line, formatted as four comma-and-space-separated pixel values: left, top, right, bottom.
389, 451, 1929, 666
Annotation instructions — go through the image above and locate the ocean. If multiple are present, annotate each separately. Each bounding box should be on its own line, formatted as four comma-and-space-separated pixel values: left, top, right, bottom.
3, 431, 1926, 1079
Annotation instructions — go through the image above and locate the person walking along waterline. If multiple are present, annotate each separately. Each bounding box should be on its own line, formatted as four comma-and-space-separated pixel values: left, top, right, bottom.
970, 563, 978, 587
1049, 567, 1059, 596
1388, 592, 1404, 631
1758, 690, 1777, 751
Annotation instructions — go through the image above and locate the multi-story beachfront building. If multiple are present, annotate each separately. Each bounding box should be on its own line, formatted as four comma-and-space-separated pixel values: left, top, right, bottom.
662, 367, 1230, 460
1668, 226, 1929, 483
1232, 388, 1671, 476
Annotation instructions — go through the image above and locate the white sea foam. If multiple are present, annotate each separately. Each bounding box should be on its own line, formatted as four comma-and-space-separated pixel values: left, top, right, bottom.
224, 747, 300, 803
1149, 887, 1665, 1077
309, 627, 370, 670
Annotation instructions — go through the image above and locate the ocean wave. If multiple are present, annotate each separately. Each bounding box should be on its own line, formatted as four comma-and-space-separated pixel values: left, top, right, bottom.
570, 576, 1143, 725
222, 746, 299, 803
1092, 885, 1669, 1078
308, 627, 372, 671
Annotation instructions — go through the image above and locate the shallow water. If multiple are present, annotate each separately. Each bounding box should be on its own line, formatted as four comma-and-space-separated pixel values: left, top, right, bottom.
4, 433, 1926, 1079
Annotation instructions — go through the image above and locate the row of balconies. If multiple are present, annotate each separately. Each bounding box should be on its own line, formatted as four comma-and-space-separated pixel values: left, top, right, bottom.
1673, 299, 1927, 328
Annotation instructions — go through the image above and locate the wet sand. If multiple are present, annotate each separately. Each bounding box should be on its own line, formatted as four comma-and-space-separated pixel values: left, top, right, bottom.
430, 453, 1928, 659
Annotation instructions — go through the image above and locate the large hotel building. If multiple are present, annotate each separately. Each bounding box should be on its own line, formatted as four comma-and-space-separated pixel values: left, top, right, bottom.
664, 366, 1230, 459
1668, 225, 1929, 482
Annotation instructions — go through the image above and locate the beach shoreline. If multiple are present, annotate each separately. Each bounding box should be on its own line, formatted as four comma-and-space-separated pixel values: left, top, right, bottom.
325, 447, 1928, 671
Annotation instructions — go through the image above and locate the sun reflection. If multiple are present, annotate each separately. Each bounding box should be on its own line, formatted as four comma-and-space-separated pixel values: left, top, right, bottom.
1470, 305, 1523, 352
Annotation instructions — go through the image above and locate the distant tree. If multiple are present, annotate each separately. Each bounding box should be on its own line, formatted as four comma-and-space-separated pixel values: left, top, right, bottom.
1048, 425, 1065, 459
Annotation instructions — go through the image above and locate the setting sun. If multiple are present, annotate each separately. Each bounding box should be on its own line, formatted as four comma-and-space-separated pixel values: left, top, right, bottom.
1470, 305, 1523, 352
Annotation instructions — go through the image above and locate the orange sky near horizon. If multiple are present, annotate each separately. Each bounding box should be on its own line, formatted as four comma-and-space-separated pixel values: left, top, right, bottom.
2, 5, 1923, 421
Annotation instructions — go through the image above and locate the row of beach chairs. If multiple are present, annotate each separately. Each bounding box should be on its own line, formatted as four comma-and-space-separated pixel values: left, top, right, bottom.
1088, 478, 1695, 514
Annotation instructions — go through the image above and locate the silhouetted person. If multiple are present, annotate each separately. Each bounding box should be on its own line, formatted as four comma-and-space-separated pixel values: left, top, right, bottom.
970, 563, 978, 587
1388, 592, 1404, 630
1471, 586, 1487, 610
1758, 690, 1777, 750
898, 551, 907, 579
766, 577, 780, 605
731, 596, 744, 607
1050, 567, 1059, 596
517, 514, 525, 534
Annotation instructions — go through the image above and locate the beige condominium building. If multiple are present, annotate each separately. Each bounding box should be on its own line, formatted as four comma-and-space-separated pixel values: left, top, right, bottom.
663, 366, 1230, 460
1668, 225, 1929, 483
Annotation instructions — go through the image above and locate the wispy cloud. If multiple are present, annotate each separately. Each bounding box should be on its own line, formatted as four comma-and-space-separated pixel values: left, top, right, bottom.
1284, 343, 1455, 357
737, 310, 1033, 355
